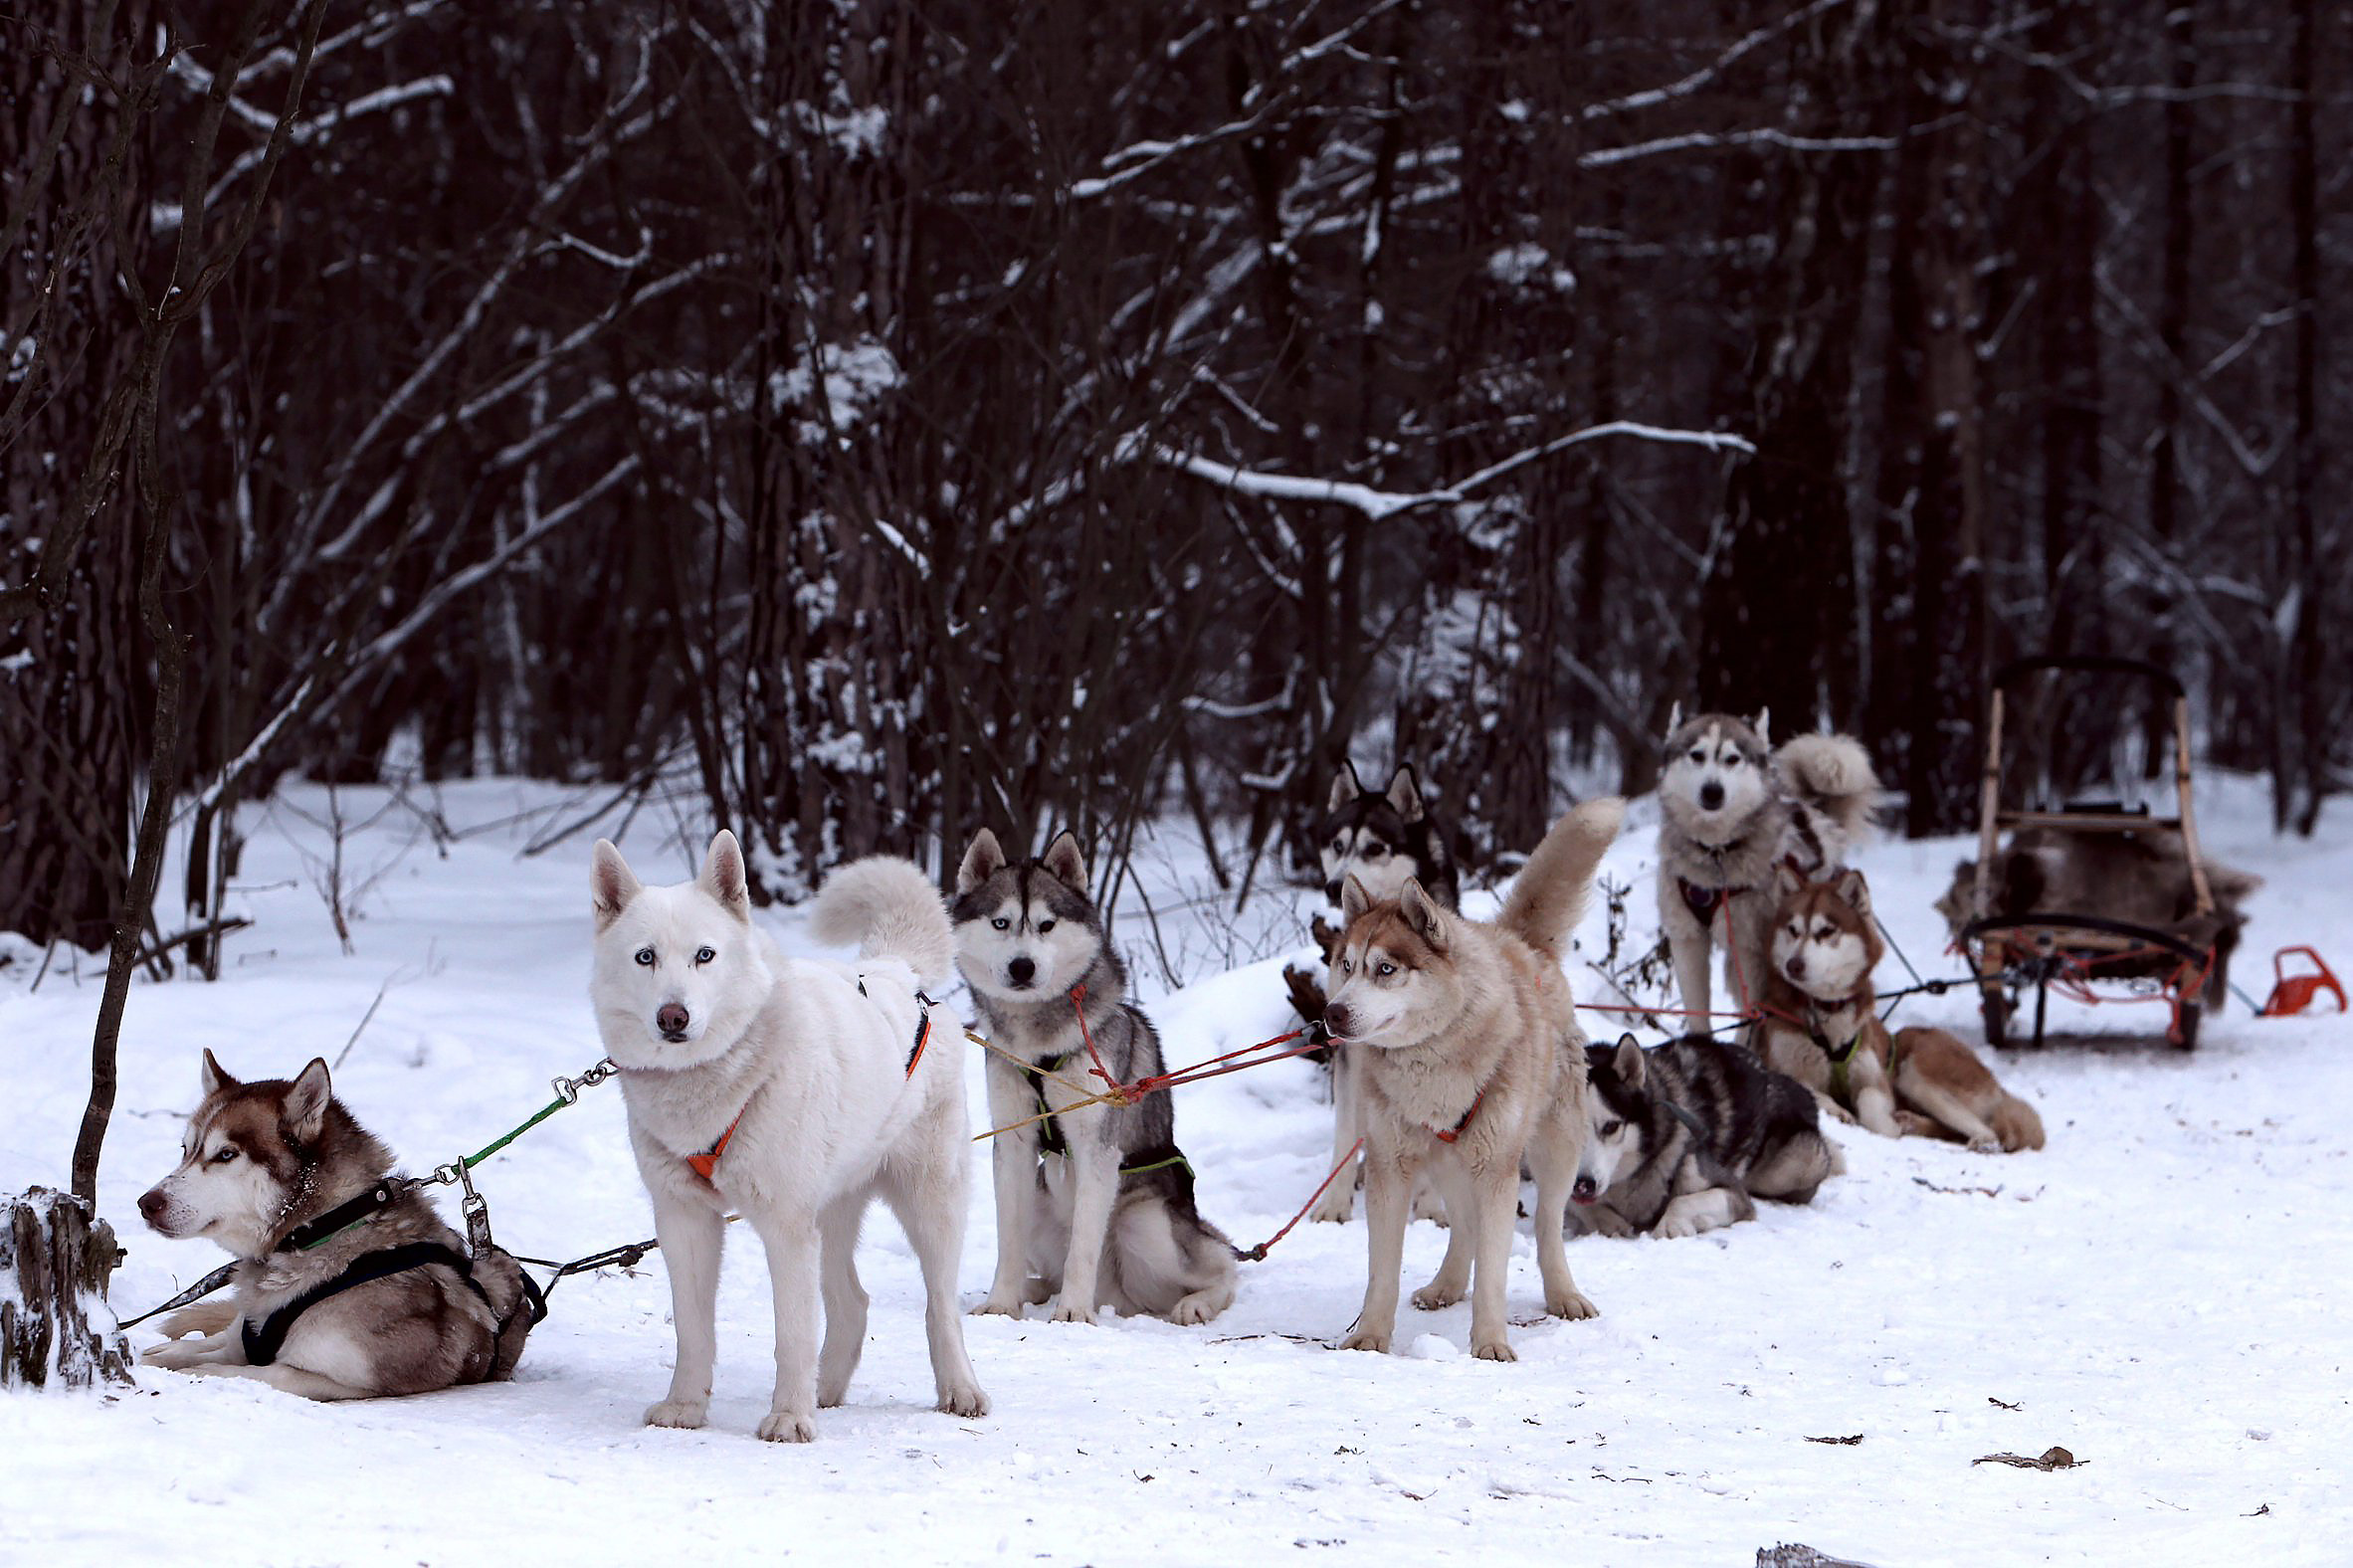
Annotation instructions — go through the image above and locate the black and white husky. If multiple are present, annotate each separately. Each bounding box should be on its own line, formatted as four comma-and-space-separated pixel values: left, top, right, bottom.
1571, 1034, 1842, 1239
1655, 707, 1879, 1021
954, 828, 1239, 1326
1280, 763, 1461, 1225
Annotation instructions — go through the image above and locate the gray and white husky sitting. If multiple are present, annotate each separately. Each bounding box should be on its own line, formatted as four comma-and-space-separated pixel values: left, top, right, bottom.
955, 828, 1239, 1326
137, 1054, 535, 1399
1571, 1034, 1842, 1240
1656, 707, 1879, 1021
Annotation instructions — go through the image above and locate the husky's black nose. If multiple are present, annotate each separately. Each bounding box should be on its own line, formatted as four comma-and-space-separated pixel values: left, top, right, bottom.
1007, 956, 1036, 988
1324, 881, 1343, 904
1698, 781, 1724, 811
137, 1188, 168, 1224
1323, 1002, 1352, 1039
657, 1002, 690, 1039
1784, 954, 1807, 981
1571, 1175, 1599, 1205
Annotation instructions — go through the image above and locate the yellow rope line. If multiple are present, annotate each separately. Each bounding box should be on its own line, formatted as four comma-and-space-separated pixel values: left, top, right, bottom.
961, 1029, 1129, 1141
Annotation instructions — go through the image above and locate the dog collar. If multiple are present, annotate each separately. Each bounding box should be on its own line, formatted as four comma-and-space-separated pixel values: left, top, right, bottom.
1676, 878, 1744, 923
275, 1178, 410, 1254
1430, 1088, 1486, 1144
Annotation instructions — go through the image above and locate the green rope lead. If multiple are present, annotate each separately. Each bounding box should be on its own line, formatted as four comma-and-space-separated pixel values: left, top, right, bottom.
464, 1093, 572, 1169
1119, 1152, 1193, 1178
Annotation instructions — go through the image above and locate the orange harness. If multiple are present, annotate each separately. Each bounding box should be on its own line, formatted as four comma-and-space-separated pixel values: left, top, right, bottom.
686, 981, 935, 1184
1430, 1088, 1485, 1144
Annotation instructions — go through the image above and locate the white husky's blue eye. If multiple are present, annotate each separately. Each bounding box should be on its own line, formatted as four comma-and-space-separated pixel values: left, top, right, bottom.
694, 945, 715, 964
1036, 919, 1055, 933
991, 917, 1010, 931
635, 947, 656, 966
212, 1146, 238, 1164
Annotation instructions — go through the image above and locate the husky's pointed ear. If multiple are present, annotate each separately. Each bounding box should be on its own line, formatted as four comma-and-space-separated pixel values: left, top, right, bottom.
284, 1058, 332, 1142
1340, 874, 1373, 927
1612, 1034, 1647, 1088
1328, 764, 1362, 814
1399, 879, 1449, 951
1754, 707, 1772, 747
699, 830, 751, 922
1833, 866, 1870, 916
591, 840, 641, 931
1773, 860, 1809, 902
1385, 765, 1425, 823
1666, 700, 1683, 738
956, 829, 1006, 894
200, 1048, 236, 1098
1041, 830, 1088, 891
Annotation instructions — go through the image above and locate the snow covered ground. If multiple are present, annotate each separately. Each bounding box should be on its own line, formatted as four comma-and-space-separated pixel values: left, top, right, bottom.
4, 775, 2348, 1566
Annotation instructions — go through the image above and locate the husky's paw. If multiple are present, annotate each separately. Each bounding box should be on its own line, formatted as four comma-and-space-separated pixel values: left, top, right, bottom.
1411, 1279, 1467, 1311
1966, 1134, 2003, 1155
937, 1382, 991, 1419
1571, 1204, 1635, 1239
140, 1338, 216, 1371
1412, 1192, 1451, 1227
154, 1302, 238, 1340
1657, 1212, 1702, 1241
1336, 1327, 1392, 1354
756, 1410, 818, 1444
643, 1398, 708, 1431
1471, 1338, 1518, 1363
970, 1294, 1025, 1319
1545, 1287, 1600, 1321
1048, 1299, 1097, 1326
1169, 1289, 1230, 1327
1308, 1188, 1355, 1224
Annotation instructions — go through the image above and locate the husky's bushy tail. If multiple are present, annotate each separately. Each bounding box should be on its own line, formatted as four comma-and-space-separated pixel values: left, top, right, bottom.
813, 857, 954, 987
1775, 733, 1880, 845
1497, 797, 1627, 959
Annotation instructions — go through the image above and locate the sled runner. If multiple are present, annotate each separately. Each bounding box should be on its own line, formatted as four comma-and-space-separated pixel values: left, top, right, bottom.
1958, 656, 2232, 1049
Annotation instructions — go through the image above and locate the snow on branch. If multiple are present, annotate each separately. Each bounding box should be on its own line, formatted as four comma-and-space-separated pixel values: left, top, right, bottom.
1157, 421, 1754, 521
1579, 0, 1853, 121
1580, 127, 1896, 168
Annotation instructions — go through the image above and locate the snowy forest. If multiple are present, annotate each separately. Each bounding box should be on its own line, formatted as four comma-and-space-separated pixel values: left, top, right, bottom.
5, 0, 2343, 938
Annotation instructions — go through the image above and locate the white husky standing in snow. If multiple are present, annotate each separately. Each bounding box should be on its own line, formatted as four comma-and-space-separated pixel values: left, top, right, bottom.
588, 831, 987, 1443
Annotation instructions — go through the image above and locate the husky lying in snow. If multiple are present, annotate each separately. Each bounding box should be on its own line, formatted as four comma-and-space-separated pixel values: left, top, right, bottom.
1322, 797, 1623, 1360
137, 1054, 535, 1399
590, 832, 987, 1442
1656, 707, 1879, 1021
1571, 1034, 1842, 1239
1762, 866, 2046, 1153
955, 828, 1239, 1326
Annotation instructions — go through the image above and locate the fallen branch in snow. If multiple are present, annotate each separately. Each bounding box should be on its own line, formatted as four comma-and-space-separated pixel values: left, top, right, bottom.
1805, 1434, 1864, 1446
1912, 1176, 2003, 1197
129, 917, 253, 975
1973, 1447, 2084, 1471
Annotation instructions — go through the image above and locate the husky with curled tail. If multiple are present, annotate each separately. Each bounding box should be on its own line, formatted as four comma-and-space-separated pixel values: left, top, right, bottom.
1656, 707, 1880, 1022
588, 832, 987, 1443
1322, 797, 1625, 1361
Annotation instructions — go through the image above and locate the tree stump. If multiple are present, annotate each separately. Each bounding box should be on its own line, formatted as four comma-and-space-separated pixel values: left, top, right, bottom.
1, 1187, 132, 1389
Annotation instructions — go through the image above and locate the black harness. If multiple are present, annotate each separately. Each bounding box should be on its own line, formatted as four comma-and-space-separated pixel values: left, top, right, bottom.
241, 1182, 546, 1369
1025, 1052, 1075, 1157
1020, 1056, 1195, 1185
